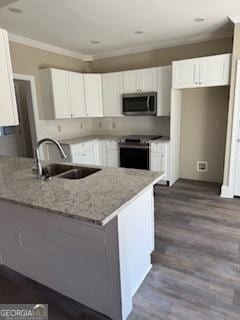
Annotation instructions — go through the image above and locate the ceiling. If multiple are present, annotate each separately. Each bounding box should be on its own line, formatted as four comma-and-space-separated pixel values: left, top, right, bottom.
0, 0, 237, 60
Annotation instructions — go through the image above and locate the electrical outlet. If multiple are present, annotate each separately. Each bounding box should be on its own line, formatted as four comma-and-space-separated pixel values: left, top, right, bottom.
80, 123, 83, 129
14, 233, 23, 248
57, 125, 62, 132
197, 161, 208, 172
98, 122, 102, 128
112, 122, 116, 128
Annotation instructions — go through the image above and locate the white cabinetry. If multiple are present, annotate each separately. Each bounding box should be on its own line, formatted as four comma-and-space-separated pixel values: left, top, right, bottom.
199, 54, 231, 87
123, 68, 157, 93
69, 72, 86, 117
40, 69, 103, 119
102, 72, 123, 117
150, 142, 170, 181
157, 66, 172, 116
98, 140, 119, 167
0, 28, 18, 126
106, 140, 119, 167
40, 68, 86, 119
172, 54, 231, 89
84, 74, 103, 117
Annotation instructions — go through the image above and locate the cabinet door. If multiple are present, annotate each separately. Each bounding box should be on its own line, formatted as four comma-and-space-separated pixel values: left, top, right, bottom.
98, 140, 107, 166
138, 68, 157, 92
122, 70, 138, 93
84, 74, 103, 117
0, 29, 18, 126
106, 149, 119, 167
51, 69, 71, 119
199, 54, 231, 87
157, 66, 172, 116
150, 152, 166, 173
68, 72, 86, 118
172, 58, 199, 89
102, 72, 123, 116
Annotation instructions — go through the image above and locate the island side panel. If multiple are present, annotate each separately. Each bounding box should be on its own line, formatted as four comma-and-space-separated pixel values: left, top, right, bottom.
0, 200, 112, 317
116, 186, 155, 319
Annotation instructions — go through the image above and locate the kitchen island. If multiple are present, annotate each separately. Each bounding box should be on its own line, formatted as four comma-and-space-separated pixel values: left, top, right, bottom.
0, 156, 163, 320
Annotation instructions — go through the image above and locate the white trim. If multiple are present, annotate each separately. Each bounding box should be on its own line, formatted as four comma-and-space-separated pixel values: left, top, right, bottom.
229, 16, 240, 24
220, 184, 233, 198
223, 59, 240, 198
13, 73, 39, 147
0, 0, 18, 8
9, 33, 93, 61
92, 32, 232, 60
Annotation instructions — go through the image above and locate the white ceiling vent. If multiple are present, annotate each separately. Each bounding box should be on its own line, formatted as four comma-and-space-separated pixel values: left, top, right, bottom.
197, 161, 208, 172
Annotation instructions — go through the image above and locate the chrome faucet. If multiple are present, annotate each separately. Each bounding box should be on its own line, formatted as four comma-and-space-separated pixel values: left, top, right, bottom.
35, 138, 67, 179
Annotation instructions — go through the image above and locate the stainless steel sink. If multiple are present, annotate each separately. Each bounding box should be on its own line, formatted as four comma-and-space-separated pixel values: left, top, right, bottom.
42, 163, 101, 180
59, 167, 101, 180
42, 163, 76, 178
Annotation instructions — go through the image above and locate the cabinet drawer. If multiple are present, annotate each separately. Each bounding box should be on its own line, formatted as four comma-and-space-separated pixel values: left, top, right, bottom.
151, 143, 166, 153
70, 141, 93, 155
106, 140, 118, 150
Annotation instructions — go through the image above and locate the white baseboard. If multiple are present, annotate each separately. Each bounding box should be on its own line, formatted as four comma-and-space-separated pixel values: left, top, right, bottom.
220, 184, 233, 198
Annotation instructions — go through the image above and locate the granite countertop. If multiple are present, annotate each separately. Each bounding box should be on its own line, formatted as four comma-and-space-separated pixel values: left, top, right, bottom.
151, 136, 170, 143
0, 156, 163, 226
60, 135, 122, 145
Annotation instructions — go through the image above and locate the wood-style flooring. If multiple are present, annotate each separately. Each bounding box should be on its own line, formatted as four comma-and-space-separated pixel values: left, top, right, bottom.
1, 179, 240, 320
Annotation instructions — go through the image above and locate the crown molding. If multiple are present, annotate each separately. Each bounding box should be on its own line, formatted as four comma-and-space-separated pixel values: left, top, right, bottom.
229, 15, 240, 24
92, 31, 233, 60
0, 0, 19, 8
8, 33, 93, 61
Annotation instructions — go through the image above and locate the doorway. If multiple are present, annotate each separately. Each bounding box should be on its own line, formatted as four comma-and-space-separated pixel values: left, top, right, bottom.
0, 77, 37, 158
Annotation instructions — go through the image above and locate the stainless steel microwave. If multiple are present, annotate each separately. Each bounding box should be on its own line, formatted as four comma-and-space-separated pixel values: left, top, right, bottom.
122, 92, 157, 116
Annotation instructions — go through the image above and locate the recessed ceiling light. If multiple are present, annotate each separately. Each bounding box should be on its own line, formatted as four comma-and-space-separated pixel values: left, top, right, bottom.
91, 40, 100, 44
194, 17, 206, 22
8, 7, 22, 13
134, 30, 144, 35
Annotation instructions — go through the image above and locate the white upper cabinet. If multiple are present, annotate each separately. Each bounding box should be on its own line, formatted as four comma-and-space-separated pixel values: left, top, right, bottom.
172, 54, 231, 89
157, 66, 172, 116
68, 72, 86, 118
40, 69, 103, 119
123, 68, 157, 93
102, 72, 123, 117
84, 74, 103, 117
50, 69, 70, 119
139, 68, 157, 92
172, 58, 199, 89
0, 28, 18, 126
199, 54, 231, 87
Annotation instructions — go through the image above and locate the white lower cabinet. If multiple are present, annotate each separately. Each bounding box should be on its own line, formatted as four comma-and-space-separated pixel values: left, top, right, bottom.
106, 149, 119, 167
150, 142, 170, 182
98, 140, 119, 167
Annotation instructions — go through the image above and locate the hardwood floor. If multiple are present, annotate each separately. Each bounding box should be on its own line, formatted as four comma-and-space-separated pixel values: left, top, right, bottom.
1, 179, 240, 319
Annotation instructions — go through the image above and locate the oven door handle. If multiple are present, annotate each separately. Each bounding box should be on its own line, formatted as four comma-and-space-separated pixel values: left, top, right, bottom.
119, 144, 149, 150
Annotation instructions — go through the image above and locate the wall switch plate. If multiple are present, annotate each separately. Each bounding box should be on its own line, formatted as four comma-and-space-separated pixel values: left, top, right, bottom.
197, 161, 208, 172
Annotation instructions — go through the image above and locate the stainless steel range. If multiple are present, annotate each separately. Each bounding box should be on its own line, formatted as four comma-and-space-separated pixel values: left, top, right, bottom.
119, 135, 162, 170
